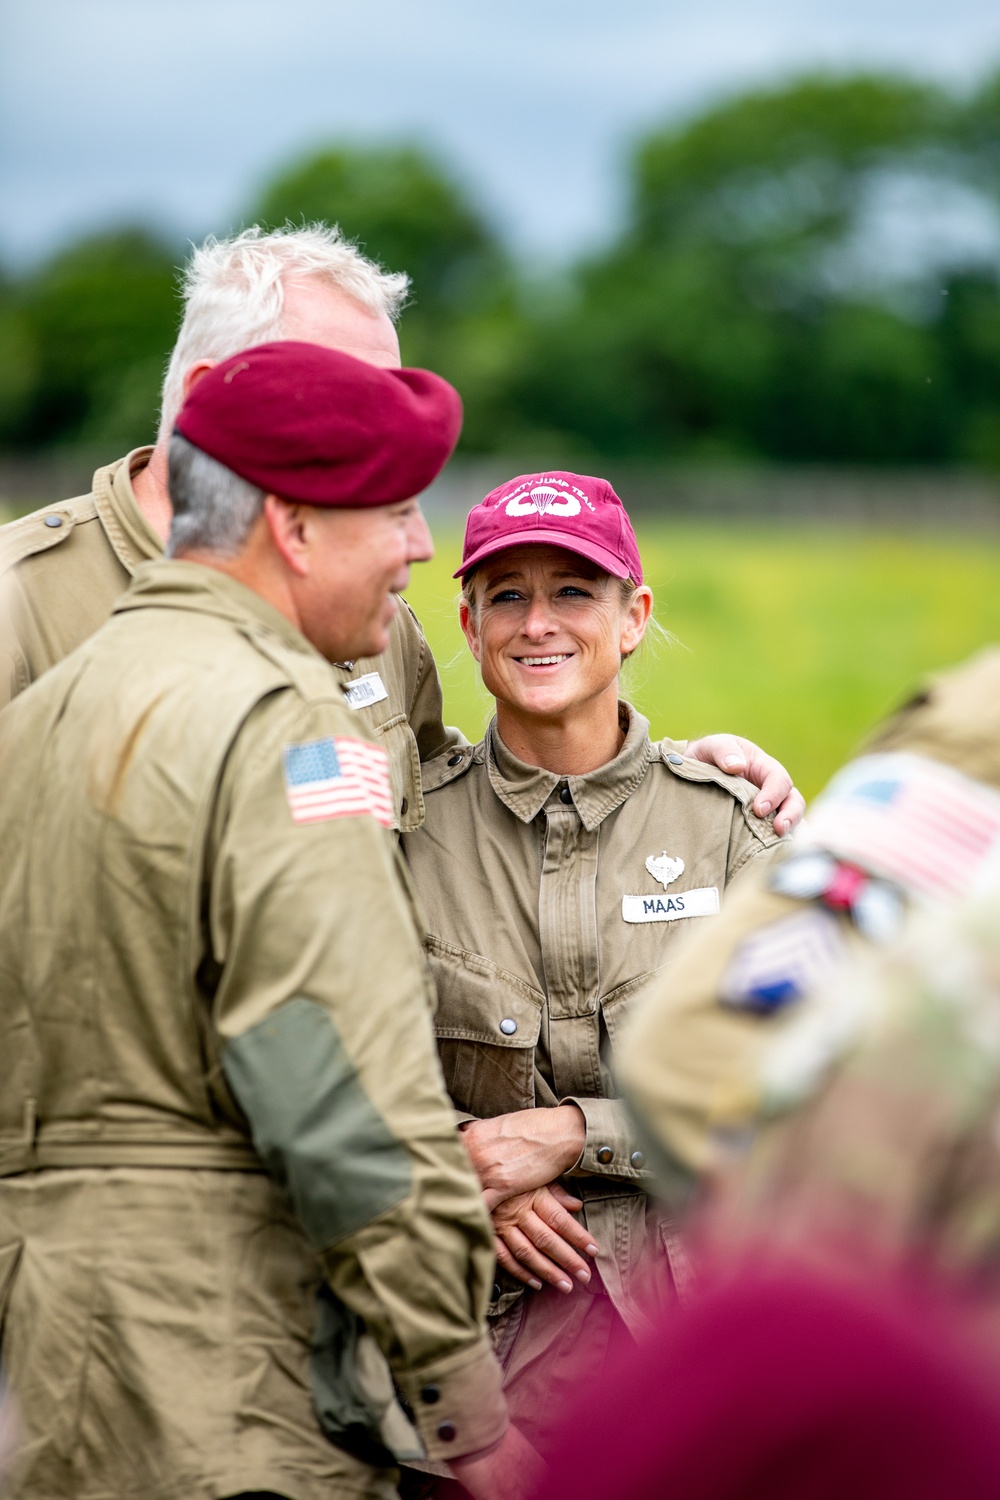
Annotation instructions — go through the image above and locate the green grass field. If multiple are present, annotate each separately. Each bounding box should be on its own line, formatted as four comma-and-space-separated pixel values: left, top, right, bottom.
406, 521, 1000, 801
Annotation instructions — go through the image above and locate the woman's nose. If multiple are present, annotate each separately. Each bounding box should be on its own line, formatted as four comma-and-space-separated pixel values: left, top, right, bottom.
521, 597, 556, 639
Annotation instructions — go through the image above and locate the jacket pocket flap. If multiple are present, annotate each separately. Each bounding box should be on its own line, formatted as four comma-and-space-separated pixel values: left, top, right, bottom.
425, 936, 543, 1047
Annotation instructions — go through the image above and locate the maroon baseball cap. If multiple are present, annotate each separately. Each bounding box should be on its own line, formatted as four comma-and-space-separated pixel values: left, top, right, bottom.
174, 340, 462, 508
455, 471, 643, 584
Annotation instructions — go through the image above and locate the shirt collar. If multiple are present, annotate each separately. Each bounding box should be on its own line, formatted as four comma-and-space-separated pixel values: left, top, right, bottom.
113, 557, 323, 661
92, 447, 163, 573
486, 703, 654, 830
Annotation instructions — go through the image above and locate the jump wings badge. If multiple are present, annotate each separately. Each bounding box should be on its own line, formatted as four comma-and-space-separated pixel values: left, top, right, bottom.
645, 852, 685, 890
623, 851, 719, 924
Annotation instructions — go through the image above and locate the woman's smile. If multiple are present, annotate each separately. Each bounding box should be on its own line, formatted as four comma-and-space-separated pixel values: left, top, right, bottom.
512, 652, 575, 669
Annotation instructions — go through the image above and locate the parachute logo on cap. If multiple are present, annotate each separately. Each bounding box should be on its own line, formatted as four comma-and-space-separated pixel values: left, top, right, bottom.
504, 480, 582, 518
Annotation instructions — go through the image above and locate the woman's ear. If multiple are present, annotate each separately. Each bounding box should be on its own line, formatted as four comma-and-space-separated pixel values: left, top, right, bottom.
620, 586, 654, 657
459, 596, 482, 663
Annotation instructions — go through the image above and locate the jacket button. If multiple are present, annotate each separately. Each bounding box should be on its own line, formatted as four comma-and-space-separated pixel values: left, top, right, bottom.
559, 785, 573, 804
447, 753, 463, 767
437, 1421, 457, 1443
596, 1146, 614, 1165
630, 1150, 646, 1169
400, 797, 408, 816
43, 514, 63, 528
667, 753, 684, 765
499, 1018, 517, 1035
420, 1383, 441, 1405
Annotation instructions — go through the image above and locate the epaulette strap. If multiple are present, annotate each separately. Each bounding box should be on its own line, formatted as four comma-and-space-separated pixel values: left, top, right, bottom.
657, 743, 780, 845
0, 495, 95, 576
419, 743, 478, 795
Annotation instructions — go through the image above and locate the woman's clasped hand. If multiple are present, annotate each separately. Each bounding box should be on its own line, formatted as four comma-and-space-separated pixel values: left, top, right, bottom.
461, 1107, 598, 1292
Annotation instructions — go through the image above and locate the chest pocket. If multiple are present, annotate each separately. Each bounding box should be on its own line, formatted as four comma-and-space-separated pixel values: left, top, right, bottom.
425, 936, 543, 1117
599, 971, 660, 1055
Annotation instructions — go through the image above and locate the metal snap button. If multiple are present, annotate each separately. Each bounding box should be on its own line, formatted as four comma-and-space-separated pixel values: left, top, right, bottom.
596, 1146, 614, 1165
630, 1150, 646, 1169
499, 1018, 517, 1035
667, 753, 684, 765
447, 753, 463, 767
559, 785, 573, 804
437, 1421, 457, 1443
43, 514, 63, 528
400, 797, 408, 816
420, 1383, 441, 1405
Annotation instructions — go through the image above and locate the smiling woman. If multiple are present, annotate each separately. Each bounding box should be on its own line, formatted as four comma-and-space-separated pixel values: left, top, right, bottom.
399, 471, 785, 1484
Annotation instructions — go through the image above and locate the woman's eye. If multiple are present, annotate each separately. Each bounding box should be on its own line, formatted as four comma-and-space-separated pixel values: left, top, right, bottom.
487, 589, 523, 605
558, 586, 591, 598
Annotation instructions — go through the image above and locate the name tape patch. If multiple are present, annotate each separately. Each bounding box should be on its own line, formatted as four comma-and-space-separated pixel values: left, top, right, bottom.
622, 887, 719, 924
283, 736, 393, 828
342, 672, 388, 711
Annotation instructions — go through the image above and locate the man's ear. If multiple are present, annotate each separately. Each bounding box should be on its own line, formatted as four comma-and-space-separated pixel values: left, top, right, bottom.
263, 496, 311, 578
459, 597, 482, 663
181, 360, 216, 400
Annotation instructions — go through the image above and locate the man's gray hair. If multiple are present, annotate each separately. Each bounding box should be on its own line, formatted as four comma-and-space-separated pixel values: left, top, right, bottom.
158, 223, 410, 441
166, 434, 266, 557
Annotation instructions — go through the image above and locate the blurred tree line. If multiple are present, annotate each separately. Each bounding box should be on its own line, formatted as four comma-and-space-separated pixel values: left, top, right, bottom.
2, 68, 1000, 466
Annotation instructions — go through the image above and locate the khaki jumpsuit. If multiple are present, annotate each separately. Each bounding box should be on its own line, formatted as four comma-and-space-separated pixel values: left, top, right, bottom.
0, 448, 458, 829
402, 705, 780, 1450
0, 561, 506, 1500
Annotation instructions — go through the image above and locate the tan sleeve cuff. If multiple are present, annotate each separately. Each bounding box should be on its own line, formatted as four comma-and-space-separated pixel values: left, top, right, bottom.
396, 1336, 508, 1461
562, 1096, 651, 1181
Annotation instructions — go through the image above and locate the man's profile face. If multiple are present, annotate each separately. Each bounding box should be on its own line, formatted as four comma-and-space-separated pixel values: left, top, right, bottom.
278, 279, 434, 661
291, 497, 433, 663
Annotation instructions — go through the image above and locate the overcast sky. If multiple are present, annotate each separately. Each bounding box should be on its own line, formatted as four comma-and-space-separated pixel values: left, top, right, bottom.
3, 0, 1000, 268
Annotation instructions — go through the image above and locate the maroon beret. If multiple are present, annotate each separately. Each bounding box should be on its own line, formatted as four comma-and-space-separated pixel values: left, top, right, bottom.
173, 340, 462, 507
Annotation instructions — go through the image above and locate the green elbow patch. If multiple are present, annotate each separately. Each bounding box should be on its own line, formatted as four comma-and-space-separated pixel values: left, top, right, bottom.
222, 997, 412, 1248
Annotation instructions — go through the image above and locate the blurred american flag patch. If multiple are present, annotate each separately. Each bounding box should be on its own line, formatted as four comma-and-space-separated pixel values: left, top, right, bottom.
282, 736, 393, 828
807, 752, 1000, 904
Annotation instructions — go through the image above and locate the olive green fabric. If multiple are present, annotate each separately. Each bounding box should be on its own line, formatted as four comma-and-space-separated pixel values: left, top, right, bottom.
0, 560, 506, 1499
619, 645, 1000, 1183
0, 449, 459, 829
402, 707, 781, 1335
221, 997, 413, 1249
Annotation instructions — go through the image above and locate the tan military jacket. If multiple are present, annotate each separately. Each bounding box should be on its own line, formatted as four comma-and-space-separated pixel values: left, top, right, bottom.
0, 561, 505, 1500
402, 707, 780, 1332
0, 449, 457, 829
620, 646, 1000, 1182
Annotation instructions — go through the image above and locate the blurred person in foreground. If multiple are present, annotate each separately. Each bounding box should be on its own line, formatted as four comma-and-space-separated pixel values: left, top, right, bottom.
0, 223, 804, 833
0, 342, 536, 1500
618, 647, 1000, 1200
533, 852, 1000, 1500
398, 472, 782, 1490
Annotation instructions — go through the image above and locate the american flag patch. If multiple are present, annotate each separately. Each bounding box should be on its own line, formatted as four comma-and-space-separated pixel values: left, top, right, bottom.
807, 752, 1000, 904
282, 736, 394, 828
